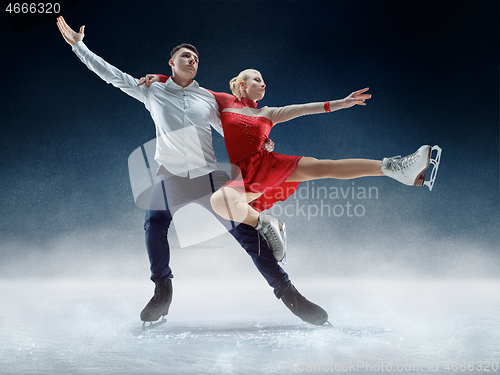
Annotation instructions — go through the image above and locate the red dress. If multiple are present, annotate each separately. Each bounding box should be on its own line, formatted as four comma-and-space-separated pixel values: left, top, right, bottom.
209, 92, 302, 212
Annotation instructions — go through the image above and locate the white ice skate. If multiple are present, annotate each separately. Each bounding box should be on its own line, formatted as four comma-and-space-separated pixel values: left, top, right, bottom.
255, 212, 287, 263
382, 145, 442, 191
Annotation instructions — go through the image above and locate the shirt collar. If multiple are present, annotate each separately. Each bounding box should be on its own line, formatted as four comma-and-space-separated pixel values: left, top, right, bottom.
165, 77, 200, 89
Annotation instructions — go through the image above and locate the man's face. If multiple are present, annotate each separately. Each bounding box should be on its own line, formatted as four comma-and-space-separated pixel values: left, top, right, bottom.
170, 48, 199, 79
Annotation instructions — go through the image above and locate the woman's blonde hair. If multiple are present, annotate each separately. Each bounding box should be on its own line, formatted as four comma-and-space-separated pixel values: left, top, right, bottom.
229, 69, 261, 100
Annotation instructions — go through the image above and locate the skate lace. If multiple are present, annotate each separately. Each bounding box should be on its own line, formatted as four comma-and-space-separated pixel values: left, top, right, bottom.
387, 151, 420, 173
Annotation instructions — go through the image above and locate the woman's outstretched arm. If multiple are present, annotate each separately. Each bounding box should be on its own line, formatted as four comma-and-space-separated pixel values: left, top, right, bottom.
269, 87, 371, 125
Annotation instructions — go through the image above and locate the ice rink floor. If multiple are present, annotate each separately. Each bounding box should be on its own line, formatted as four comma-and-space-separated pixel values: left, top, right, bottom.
1, 277, 499, 374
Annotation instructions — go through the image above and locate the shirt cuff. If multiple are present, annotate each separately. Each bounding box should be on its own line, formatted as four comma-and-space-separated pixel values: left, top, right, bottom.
72, 40, 89, 55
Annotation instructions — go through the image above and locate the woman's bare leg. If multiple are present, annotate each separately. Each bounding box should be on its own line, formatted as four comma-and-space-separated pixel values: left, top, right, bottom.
210, 187, 262, 227
211, 158, 383, 224
286, 157, 384, 182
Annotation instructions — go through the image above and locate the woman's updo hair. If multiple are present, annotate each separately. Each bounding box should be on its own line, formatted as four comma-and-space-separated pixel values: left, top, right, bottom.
229, 69, 261, 100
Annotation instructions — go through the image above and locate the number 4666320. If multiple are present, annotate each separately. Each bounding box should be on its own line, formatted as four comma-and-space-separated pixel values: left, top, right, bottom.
5, 3, 61, 14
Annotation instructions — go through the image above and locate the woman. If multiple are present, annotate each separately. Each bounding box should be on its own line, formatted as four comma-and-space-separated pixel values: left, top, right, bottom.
146, 70, 439, 262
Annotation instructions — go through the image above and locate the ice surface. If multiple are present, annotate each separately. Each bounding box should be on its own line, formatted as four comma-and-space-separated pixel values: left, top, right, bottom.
1, 277, 499, 375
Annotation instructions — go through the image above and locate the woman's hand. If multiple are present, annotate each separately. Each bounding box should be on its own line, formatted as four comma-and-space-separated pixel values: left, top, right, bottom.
137, 74, 161, 87
342, 87, 371, 108
262, 138, 275, 152
56, 16, 84, 46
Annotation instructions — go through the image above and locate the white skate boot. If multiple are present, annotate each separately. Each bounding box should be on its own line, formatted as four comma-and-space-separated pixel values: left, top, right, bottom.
255, 212, 286, 263
382, 145, 442, 191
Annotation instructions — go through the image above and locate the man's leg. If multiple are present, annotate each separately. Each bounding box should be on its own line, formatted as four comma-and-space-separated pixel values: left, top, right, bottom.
141, 179, 174, 322
208, 170, 329, 325
229, 222, 291, 298
144, 180, 173, 281
208, 171, 291, 298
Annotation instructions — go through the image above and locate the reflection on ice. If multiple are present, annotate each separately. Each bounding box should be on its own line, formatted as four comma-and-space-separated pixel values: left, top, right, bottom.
1, 277, 499, 374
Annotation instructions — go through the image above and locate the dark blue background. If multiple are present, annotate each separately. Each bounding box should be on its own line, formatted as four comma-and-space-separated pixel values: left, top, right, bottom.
1, 1, 498, 267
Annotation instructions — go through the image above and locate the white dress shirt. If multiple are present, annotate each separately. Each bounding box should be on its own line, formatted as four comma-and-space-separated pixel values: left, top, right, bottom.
72, 41, 223, 178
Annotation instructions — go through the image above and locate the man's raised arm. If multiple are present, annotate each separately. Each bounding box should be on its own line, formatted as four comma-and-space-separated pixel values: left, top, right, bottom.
56, 16, 147, 104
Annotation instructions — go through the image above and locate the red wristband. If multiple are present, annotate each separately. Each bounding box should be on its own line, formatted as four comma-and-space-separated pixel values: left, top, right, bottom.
324, 101, 331, 112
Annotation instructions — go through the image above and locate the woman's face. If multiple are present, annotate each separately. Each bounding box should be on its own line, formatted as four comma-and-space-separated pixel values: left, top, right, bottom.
242, 72, 266, 101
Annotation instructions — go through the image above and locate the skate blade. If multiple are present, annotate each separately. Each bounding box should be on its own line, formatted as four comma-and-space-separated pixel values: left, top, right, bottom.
142, 317, 167, 331
423, 145, 442, 191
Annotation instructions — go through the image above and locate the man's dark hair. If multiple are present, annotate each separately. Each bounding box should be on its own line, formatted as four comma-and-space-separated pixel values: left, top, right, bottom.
170, 44, 199, 59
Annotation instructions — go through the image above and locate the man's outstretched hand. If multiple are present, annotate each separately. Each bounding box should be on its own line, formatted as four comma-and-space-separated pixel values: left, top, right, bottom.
57, 16, 84, 46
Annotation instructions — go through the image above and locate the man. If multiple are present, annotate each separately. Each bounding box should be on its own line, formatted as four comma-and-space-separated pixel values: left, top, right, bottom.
56, 16, 328, 326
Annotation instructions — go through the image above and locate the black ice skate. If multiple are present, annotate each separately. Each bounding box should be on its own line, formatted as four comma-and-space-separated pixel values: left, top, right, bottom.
281, 284, 330, 326
140, 278, 173, 330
